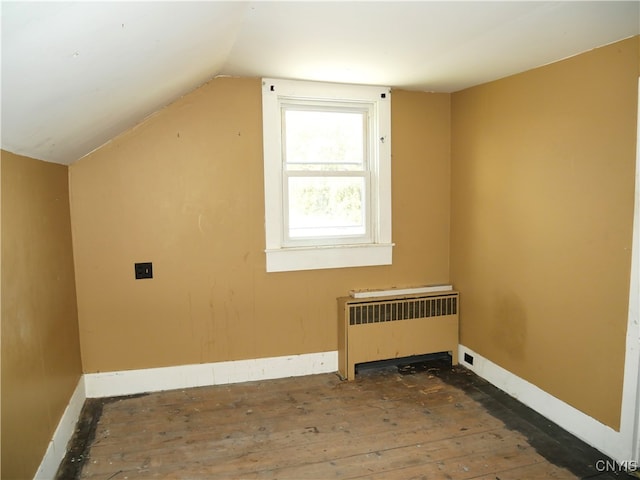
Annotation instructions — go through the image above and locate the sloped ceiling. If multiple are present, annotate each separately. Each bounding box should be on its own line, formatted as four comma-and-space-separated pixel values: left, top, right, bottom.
1, 1, 638, 165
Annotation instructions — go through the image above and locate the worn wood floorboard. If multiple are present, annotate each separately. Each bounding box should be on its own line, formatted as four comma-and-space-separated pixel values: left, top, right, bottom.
58, 361, 633, 480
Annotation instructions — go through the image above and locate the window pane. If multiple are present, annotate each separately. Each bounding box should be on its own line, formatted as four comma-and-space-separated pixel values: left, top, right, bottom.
287, 176, 366, 238
284, 109, 364, 171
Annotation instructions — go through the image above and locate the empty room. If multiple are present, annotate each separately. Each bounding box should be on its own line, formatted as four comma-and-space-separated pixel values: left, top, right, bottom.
2, 2, 639, 479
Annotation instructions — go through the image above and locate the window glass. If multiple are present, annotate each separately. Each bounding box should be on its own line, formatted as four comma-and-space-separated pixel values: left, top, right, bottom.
284, 109, 365, 171
287, 175, 367, 239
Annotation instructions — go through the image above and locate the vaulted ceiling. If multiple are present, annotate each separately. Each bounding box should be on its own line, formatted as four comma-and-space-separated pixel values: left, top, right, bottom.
2, 1, 638, 165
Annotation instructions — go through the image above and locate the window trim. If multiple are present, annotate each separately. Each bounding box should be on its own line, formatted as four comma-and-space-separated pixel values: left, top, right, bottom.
281, 102, 372, 247
262, 78, 393, 272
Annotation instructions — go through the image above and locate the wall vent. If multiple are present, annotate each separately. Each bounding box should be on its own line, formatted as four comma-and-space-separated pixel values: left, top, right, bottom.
348, 294, 457, 325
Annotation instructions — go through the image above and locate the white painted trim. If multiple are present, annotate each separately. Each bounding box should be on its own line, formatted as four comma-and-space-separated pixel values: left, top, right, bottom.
34, 376, 86, 480
265, 243, 393, 273
458, 345, 635, 463
625, 76, 640, 463
84, 351, 338, 398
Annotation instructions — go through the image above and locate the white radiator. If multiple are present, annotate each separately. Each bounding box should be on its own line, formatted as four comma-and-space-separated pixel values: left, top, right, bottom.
338, 290, 459, 380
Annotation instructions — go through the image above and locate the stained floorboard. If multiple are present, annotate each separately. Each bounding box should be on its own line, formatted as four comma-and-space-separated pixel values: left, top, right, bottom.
57, 359, 636, 479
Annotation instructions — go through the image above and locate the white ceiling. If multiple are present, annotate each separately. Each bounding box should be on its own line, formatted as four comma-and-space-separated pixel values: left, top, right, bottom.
2, 1, 638, 165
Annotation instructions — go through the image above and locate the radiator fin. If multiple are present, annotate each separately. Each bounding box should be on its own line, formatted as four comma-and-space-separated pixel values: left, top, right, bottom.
349, 295, 457, 326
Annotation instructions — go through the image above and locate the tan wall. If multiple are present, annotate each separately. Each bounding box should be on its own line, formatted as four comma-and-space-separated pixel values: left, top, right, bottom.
450, 36, 639, 430
70, 78, 451, 373
1, 151, 82, 479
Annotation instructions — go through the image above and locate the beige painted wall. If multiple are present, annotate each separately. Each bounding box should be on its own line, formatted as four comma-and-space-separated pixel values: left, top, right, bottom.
450, 36, 639, 430
1, 151, 82, 479
70, 78, 452, 373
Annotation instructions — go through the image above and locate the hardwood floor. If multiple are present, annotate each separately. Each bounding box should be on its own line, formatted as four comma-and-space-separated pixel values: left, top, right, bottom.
57, 359, 634, 479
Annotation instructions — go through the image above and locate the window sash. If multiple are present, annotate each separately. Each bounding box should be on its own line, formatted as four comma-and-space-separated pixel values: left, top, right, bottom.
283, 171, 372, 246
280, 102, 374, 246
281, 103, 370, 173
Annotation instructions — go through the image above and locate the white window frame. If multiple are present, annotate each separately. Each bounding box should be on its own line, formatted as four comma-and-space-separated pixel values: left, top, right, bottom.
262, 78, 393, 273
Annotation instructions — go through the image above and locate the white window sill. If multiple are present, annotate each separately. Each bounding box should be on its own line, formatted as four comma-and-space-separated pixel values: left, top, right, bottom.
265, 243, 394, 273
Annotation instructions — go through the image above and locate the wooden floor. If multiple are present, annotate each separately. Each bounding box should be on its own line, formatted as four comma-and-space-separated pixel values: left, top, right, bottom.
58, 359, 633, 479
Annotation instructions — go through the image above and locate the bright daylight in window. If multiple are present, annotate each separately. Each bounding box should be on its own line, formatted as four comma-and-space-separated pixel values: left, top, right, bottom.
262, 78, 393, 272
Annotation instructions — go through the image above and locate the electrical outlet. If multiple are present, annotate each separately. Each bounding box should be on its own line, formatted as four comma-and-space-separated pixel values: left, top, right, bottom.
464, 353, 474, 365
134, 262, 153, 279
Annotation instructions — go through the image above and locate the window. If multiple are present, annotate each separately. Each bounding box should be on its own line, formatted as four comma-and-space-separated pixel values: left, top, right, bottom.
262, 78, 393, 272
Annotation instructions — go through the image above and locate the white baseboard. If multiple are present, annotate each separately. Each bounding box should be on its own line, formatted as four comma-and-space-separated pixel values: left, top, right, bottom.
458, 344, 634, 464
84, 350, 338, 398
34, 376, 86, 480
